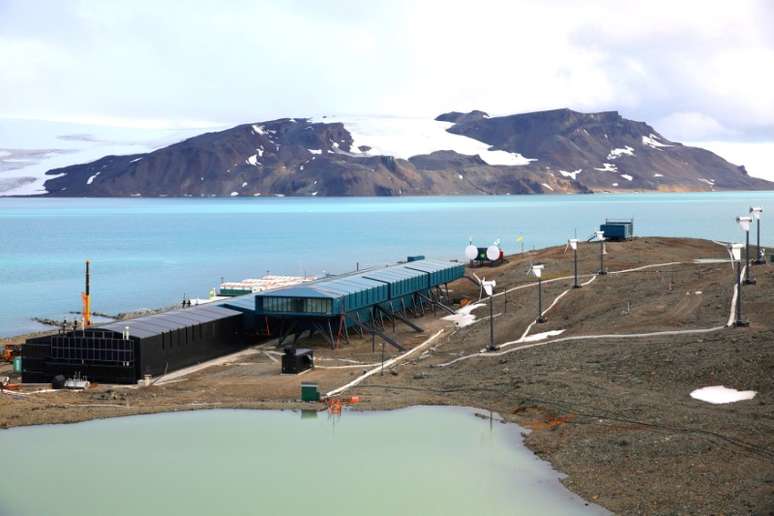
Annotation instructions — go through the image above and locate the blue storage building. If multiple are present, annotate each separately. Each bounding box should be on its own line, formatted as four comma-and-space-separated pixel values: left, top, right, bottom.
600, 219, 634, 241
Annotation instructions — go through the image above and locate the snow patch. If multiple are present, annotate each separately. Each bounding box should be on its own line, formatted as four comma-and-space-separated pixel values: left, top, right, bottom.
130, 157, 143, 163
308, 148, 322, 155
542, 183, 554, 191
230, 192, 239, 197
642, 134, 672, 149
690, 386, 756, 404
621, 174, 633, 181
521, 329, 565, 343
241, 182, 248, 188
653, 173, 664, 178
312, 115, 536, 166
246, 154, 259, 166
612, 182, 619, 187
311, 191, 318, 196
559, 169, 582, 180
86, 171, 100, 185
458, 173, 464, 180
607, 146, 635, 160
594, 163, 618, 173
252, 124, 266, 135
443, 303, 486, 328
698, 177, 715, 185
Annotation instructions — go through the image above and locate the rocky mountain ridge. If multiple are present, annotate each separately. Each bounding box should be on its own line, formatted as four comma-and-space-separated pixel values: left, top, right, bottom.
42, 108, 772, 196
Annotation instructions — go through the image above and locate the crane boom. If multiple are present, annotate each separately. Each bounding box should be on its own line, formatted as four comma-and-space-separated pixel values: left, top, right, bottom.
82, 260, 91, 328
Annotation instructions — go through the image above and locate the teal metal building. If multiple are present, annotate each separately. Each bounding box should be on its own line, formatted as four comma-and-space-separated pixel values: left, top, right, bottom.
253, 259, 464, 349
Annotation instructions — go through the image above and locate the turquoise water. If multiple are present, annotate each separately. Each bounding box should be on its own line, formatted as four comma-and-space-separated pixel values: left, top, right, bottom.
0, 407, 605, 516
2, 193, 772, 336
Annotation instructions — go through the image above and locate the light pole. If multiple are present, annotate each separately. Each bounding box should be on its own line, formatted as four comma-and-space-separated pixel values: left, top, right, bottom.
483, 279, 497, 351
750, 207, 764, 264
531, 264, 546, 323
595, 230, 607, 275
737, 216, 756, 285
730, 243, 749, 327
569, 239, 580, 288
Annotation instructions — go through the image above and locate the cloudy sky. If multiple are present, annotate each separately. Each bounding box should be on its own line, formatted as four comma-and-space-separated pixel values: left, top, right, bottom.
1, 0, 773, 149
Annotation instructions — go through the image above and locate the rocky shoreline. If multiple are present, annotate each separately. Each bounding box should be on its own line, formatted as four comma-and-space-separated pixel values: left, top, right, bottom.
2, 237, 773, 514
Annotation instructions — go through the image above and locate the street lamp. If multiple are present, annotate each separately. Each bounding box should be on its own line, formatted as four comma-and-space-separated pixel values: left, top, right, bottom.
750, 207, 764, 264
737, 216, 756, 285
531, 264, 547, 323
595, 230, 607, 275
729, 243, 749, 327
569, 238, 580, 288
483, 278, 497, 351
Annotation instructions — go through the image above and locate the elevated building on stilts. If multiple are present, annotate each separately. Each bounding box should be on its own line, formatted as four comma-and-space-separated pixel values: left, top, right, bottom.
253, 259, 464, 351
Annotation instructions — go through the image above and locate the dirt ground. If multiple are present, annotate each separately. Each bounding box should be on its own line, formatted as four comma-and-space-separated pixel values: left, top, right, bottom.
2, 237, 773, 514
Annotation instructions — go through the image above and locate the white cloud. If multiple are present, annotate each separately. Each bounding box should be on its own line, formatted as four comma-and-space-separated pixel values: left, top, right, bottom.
657, 112, 737, 141
689, 140, 774, 182
0, 0, 771, 144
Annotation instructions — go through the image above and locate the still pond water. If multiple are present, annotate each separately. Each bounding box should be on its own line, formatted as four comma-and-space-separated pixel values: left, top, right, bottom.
2, 192, 773, 336
0, 407, 607, 516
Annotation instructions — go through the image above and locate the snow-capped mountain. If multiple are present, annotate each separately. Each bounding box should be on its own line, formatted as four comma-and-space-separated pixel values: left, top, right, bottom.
0, 118, 212, 196
16, 109, 774, 197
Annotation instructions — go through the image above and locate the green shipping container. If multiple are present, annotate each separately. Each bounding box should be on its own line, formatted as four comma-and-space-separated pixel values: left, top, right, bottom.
13, 356, 22, 373
301, 383, 320, 402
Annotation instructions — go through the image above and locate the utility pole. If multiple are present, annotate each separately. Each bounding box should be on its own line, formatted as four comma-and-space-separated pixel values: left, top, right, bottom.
531, 264, 546, 323
569, 239, 580, 288
737, 216, 755, 285
595, 230, 607, 275
731, 243, 749, 327
483, 279, 497, 351
751, 207, 764, 264
489, 292, 495, 348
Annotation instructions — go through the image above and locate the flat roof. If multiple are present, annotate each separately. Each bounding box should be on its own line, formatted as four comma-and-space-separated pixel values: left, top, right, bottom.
257, 259, 461, 300
98, 305, 242, 339
362, 266, 427, 283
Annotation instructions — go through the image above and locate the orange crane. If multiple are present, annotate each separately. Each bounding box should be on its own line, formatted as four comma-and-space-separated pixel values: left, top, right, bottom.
81, 260, 92, 328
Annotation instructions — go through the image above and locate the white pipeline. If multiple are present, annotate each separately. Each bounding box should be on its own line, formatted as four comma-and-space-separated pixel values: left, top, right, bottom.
437, 326, 726, 367
443, 258, 731, 366
325, 329, 444, 398
726, 265, 746, 327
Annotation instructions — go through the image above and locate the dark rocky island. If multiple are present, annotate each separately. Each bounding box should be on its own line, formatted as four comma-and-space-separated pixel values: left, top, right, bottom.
43, 109, 772, 196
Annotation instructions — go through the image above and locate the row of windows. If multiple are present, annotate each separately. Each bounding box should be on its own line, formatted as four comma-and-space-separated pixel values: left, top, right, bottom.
262, 296, 332, 314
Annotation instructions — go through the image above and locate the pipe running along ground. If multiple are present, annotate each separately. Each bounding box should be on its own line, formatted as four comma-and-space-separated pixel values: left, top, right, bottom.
325, 329, 444, 398
437, 259, 740, 368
